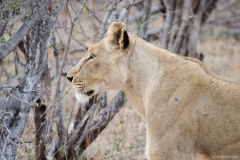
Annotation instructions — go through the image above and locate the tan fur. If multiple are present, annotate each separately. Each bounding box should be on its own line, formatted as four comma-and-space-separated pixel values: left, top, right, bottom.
67, 22, 240, 160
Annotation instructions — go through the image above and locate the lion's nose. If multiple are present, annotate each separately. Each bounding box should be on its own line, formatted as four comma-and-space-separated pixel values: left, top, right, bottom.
67, 76, 73, 82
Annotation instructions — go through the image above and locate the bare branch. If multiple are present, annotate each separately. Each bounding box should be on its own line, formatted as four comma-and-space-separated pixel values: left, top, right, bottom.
2, 23, 41, 159
0, 0, 52, 61
84, 5, 102, 24
98, 0, 123, 40
167, 0, 183, 50
118, 0, 132, 22
34, 99, 47, 160
171, 0, 189, 52
51, 31, 66, 159
213, 0, 238, 13
127, 5, 165, 24
225, 28, 240, 34
0, 19, 10, 37
147, 27, 162, 36
207, 15, 240, 26
201, 0, 218, 25
0, 1, 66, 158
54, 0, 86, 96
139, 0, 152, 40
65, 98, 76, 141
161, 0, 176, 49
188, 0, 205, 57
68, 92, 125, 159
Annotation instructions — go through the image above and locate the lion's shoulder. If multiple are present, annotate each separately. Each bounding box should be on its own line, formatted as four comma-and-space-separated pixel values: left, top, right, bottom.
184, 56, 223, 80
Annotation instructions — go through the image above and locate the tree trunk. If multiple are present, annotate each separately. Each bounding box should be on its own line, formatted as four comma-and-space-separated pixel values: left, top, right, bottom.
159, 0, 218, 60
0, 1, 65, 159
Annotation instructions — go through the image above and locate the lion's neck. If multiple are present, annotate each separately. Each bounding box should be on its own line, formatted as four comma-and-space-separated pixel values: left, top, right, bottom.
122, 37, 175, 119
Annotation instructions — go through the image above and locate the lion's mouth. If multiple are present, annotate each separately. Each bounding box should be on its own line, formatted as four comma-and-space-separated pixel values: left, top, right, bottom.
84, 90, 94, 96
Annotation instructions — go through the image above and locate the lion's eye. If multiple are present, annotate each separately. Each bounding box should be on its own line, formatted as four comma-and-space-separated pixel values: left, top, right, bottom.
87, 55, 93, 61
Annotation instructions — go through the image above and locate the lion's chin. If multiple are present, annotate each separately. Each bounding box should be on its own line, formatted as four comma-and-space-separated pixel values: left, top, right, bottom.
76, 93, 90, 104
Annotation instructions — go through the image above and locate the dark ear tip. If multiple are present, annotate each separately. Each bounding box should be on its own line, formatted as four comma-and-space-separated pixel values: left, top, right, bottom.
123, 31, 129, 49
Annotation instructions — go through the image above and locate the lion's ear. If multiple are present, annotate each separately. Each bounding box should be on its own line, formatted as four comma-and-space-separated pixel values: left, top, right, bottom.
106, 22, 129, 51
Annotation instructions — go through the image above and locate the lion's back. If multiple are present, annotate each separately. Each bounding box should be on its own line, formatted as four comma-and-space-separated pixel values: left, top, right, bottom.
194, 77, 240, 155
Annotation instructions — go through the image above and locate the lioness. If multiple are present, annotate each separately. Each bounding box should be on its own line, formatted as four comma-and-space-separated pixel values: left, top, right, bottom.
67, 22, 240, 160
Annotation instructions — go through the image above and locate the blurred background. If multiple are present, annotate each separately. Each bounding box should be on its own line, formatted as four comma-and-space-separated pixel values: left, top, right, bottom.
0, 0, 240, 159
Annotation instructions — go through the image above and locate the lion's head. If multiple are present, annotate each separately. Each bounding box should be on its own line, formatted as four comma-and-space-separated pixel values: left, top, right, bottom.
67, 22, 133, 103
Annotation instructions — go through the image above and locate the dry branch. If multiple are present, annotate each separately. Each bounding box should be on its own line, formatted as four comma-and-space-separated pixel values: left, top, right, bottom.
118, 0, 132, 23
202, 0, 218, 25
0, 19, 10, 38
66, 1, 128, 158
67, 92, 125, 159
161, 0, 176, 49
158, 0, 218, 59
207, 16, 240, 26
0, 23, 41, 159
213, 0, 238, 13
167, 0, 183, 50
127, 5, 165, 24
34, 99, 47, 160
98, 0, 122, 40
188, 0, 205, 58
0, 0, 20, 37
0, 0, 52, 61
147, 28, 162, 36
48, 1, 86, 158
52, 31, 66, 159
0, 1, 66, 159
139, 0, 152, 40
171, 0, 189, 52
